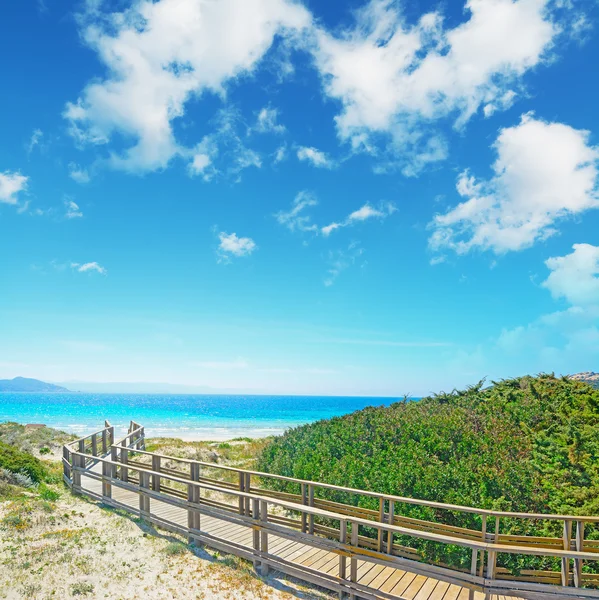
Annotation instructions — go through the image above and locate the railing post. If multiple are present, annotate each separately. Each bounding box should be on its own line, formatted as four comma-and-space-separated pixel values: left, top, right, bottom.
252, 498, 260, 572
188, 463, 201, 543
63, 446, 71, 485
308, 484, 315, 534
110, 445, 118, 480
101, 428, 107, 454
108, 426, 114, 447
152, 455, 161, 492
478, 514, 487, 577
486, 549, 497, 581
238, 471, 245, 515
349, 522, 358, 600
260, 500, 269, 576
574, 520, 584, 588
102, 459, 111, 500
301, 483, 307, 533
121, 442, 129, 483
139, 471, 150, 519
339, 519, 347, 599
562, 520, 572, 587
72, 452, 82, 494
91, 433, 97, 458
377, 498, 385, 552
244, 472, 251, 516
387, 500, 395, 554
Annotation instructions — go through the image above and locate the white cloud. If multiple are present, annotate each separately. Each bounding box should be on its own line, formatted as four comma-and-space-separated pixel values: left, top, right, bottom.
429, 114, 599, 255
322, 201, 396, 235
69, 163, 91, 184
542, 244, 599, 307
0, 171, 28, 205
296, 146, 334, 169
71, 262, 107, 274
27, 129, 43, 154
273, 144, 288, 164
324, 241, 365, 286
253, 106, 286, 134
64, 199, 83, 219
217, 231, 257, 262
275, 190, 319, 232
313, 0, 581, 174
65, 0, 310, 173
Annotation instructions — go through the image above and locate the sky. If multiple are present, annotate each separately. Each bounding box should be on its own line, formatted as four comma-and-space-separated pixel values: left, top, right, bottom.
1, 0, 598, 396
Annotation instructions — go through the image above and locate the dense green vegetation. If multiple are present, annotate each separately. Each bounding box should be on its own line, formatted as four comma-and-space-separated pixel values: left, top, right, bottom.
257, 375, 599, 572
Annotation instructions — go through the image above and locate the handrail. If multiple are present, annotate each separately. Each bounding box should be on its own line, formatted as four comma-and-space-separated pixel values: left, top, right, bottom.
62, 421, 599, 598
67, 450, 599, 563
117, 446, 599, 524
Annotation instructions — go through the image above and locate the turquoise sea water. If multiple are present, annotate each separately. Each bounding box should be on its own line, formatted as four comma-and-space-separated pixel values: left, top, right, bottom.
0, 393, 397, 440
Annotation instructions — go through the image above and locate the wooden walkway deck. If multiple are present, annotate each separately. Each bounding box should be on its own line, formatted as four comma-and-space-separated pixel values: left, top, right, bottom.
63, 421, 599, 600
80, 471, 500, 600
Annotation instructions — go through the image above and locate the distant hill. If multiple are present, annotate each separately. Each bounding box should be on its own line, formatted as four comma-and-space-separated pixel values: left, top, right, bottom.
0, 377, 70, 393
570, 371, 599, 388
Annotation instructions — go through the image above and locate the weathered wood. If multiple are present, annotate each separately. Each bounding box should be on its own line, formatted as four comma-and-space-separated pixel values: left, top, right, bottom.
63, 421, 599, 600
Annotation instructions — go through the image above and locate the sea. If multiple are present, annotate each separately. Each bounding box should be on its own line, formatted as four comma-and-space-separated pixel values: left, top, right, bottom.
0, 393, 398, 440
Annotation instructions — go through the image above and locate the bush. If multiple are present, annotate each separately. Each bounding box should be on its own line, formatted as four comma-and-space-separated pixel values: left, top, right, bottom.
165, 542, 187, 555
0, 441, 48, 483
39, 447, 51, 455
71, 582, 94, 596
257, 375, 599, 573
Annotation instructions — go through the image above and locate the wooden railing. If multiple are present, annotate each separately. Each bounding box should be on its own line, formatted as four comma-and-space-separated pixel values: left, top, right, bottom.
62, 421, 599, 600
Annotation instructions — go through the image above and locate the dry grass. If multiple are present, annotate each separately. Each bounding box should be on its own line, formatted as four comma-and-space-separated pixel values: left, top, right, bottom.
0, 431, 331, 600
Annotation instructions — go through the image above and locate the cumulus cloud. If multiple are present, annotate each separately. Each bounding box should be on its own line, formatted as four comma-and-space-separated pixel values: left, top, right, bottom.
71, 262, 107, 274
322, 201, 396, 235
296, 146, 334, 169
69, 163, 91, 184
64, 0, 311, 173
64, 199, 83, 219
429, 114, 599, 255
0, 171, 28, 205
217, 231, 257, 262
253, 106, 286, 134
543, 244, 599, 307
275, 190, 319, 232
313, 0, 581, 174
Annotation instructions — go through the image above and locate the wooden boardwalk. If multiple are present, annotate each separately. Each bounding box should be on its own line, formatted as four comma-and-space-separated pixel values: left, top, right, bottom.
63, 421, 599, 600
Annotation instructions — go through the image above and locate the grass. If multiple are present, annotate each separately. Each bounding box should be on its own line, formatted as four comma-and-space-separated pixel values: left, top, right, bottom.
70, 582, 95, 596
165, 541, 188, 555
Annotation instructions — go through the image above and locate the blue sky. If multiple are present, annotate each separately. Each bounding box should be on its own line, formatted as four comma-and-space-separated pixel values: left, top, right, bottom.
1, 0, 598, 396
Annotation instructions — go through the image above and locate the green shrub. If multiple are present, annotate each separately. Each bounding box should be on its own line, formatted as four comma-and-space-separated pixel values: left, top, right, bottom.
39, 484, 60, 501
71, 582, 94, 596
39, 446, 51, 455
165, 542, 187, 555
0, 441, 47, 483
257, 375, 599, 573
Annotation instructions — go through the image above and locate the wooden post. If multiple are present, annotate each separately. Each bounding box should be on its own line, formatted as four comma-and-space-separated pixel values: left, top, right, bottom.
72, 452, 82, 493
339, 519, 347, 599
238, 471, 245, 515
190, 463, 201, 538
121, 442, 129, 483
562, 520, 572, 587
494, 516, 500, 543
108, 426, 114, 447
252, 498, 260, 571
152, 455, 161, 492
574, 521, 584, 588
301, 483, 307, 533
486, 550, 497, 581
110, 445, 118, 480
78, 439, 85, 463
260, 500, 269, 576
139, 472, 150, 519
478, 514, 487, 577
102, 458, 111, 499
386, 500, 395, 554
244, 472, 252, 516
308, 484, 315, 535
349, 523, 358, 600
377, 498, 385, 552
101, 429, 107, 454
91, 433, 97, 458
63, 447, 71, 483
